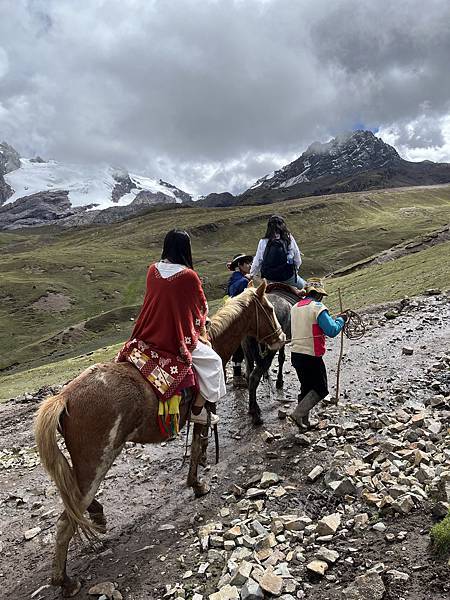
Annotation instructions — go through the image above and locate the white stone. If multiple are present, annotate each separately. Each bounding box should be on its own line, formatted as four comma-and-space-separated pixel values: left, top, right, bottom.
306, 560, 328, 576
88, 582, 116, 597
241, 578, 264, 600
387, 569, 410, 581
260, 567, 283, 596
24, 527, 41, 540
343, 572, 385, 600
316, 547, 339, 564
307, 466, 324, 482
208, 584, 239, 600
260, 472, 281, 488
229, 560, 252, 586
316, 513, 341, 536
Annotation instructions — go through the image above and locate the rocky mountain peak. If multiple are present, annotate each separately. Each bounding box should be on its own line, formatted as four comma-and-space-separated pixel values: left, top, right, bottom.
0, 142, 21, 204
253, 130, 401, 191
305, 129, 398, 159
0, 141, 21, 175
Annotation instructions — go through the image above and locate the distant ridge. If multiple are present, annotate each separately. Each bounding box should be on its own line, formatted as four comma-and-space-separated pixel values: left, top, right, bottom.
200, 130, 450, 207
0, 142, 192, 229
2, 130, 450, 228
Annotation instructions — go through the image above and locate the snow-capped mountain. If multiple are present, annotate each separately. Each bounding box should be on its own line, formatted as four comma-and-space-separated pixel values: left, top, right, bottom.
201, 130, 450, 207
0, 144, 192, 229
250, 130, 400, 191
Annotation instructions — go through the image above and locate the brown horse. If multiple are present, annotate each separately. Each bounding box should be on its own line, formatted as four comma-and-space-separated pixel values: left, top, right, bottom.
34, 280, 284, 597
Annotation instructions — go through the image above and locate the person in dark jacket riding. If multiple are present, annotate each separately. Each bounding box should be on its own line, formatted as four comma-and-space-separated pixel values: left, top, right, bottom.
227, 253, 253, 297
226, 253, 253, 387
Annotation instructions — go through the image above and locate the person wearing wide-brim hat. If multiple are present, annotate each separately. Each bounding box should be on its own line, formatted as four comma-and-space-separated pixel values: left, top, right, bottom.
226, 253, 253, 387
227, 253, 253, 297
290, 277, 348, 429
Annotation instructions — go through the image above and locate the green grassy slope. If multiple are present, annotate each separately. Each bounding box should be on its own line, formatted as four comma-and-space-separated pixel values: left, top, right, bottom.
1, 185, 450, 373
326, 240, 450, 311
1, 237, 449, 401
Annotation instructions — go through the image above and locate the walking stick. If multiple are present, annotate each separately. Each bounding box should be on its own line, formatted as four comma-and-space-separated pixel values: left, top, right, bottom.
334, 287, 344, 404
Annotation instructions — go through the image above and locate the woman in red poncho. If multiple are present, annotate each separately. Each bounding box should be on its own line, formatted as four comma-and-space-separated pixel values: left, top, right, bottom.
119, 229, 225, 424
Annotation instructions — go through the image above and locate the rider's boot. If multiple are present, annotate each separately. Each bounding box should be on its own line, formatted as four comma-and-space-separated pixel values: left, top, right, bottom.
191, 396, 220, 425
290, 390, 321, 429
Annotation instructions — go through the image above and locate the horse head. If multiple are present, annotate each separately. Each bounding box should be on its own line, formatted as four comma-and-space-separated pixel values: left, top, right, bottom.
252, 280, 286, 350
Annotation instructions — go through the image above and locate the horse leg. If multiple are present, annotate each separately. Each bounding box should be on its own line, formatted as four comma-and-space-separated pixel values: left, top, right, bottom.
187, 423, 210, 497
87, 499, 107, 533
51, 511, 80, 597
276, 346, 285, 389
52, 433, 124, 597
198, 423, 210, 467
242, 338, 254, 387
248, 364, 265, 426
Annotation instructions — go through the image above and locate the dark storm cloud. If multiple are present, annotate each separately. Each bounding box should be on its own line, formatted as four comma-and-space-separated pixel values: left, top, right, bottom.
0, 0, 449, 195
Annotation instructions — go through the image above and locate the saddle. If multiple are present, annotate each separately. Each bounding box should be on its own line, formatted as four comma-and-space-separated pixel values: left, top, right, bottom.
266, 282, 306, 305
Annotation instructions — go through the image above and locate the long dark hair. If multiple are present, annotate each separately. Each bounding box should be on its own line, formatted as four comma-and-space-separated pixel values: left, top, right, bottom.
263, 214, 291, 245
161, 229, 193, 269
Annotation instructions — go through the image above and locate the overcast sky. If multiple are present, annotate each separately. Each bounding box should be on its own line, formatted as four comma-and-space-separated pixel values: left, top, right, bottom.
1, 0, 449, 196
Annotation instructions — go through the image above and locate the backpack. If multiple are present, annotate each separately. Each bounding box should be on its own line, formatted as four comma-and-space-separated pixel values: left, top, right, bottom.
260, 238, 295, 282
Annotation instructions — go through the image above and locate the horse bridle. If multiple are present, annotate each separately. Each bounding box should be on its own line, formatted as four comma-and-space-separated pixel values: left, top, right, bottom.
253, 294, 283, 346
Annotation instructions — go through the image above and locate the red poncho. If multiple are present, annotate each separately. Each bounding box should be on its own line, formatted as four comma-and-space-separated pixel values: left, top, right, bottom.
117, 263, 208, 400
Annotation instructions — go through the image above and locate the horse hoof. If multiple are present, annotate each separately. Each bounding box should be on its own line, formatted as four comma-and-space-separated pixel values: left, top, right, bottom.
61, 578, 81, 597
193, 481, 211, 497
252, 414, 264, 426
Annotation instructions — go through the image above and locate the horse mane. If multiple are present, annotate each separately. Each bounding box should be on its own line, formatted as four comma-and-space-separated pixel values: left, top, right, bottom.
208, 288, 256, 339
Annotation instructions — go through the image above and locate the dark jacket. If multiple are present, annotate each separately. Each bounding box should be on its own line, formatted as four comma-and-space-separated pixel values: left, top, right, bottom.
227, 271, 249, 297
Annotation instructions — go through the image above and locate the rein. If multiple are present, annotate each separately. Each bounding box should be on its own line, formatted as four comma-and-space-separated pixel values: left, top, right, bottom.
254, 295, 283, 345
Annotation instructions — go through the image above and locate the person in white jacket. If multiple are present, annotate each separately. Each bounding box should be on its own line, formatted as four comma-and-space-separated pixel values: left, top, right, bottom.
250, 215, 305, 289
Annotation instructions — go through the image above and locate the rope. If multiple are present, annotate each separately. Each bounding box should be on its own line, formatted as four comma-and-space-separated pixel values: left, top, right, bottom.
343, 310, 366, 340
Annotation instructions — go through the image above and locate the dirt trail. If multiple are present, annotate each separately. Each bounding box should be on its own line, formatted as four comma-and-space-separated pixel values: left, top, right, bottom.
332, 224, 450, 278
0, 293, 449, 600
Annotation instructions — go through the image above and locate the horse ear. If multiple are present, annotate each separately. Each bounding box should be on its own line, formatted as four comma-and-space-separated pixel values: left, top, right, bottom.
248, 280, 254, 288
256, 279, 267, 298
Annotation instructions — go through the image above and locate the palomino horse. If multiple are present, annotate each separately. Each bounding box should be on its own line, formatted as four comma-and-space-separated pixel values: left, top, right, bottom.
34, 280, 284, 597
242, 291, 294, 425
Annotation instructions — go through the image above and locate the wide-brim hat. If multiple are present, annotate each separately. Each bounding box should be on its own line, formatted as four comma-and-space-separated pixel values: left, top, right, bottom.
227, 253, 253, 271
305, 277, 328, 296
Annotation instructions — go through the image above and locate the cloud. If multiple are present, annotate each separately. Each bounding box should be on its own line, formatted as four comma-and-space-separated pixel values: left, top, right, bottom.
378, 114, 450, 163
0, 0, 449, 195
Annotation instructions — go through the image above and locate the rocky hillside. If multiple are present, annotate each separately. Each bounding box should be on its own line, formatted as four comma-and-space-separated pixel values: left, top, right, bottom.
0, 293, 449, 599
0, 142, 21, 205
0, 142, 192, 229
201, 131, 450, 207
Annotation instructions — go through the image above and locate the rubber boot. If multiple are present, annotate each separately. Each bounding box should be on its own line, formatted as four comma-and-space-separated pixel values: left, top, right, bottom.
290, 389, 321, 429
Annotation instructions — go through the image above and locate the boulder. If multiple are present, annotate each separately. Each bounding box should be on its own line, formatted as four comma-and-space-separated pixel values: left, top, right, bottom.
343, 572, 386, 600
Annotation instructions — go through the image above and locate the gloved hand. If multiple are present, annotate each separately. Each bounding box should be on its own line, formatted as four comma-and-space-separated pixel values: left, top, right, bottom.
337, 310, 349, 323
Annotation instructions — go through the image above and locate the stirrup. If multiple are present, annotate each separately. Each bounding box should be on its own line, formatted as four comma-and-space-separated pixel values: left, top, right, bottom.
190, 407, 219, 426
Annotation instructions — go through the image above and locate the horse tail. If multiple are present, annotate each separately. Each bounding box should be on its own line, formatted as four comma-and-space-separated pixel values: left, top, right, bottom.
34, 392, 97, 538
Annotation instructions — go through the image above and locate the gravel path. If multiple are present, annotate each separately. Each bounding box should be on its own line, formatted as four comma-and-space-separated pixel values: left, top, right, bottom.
0, 293, 449, 600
